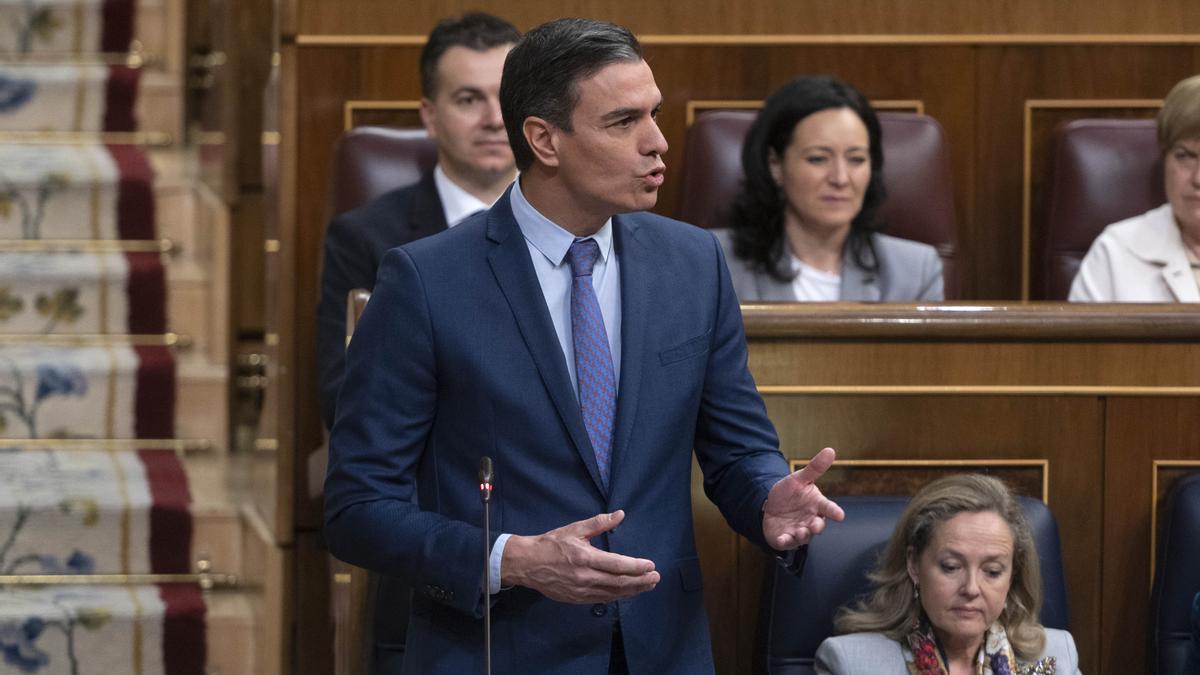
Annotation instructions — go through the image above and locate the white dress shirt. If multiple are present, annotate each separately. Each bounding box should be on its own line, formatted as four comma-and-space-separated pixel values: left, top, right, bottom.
433, 165, 492, 227
487, 178, 624, 593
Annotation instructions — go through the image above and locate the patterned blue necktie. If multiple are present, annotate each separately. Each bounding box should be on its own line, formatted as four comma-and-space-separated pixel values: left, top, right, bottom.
566, 238, 616, 489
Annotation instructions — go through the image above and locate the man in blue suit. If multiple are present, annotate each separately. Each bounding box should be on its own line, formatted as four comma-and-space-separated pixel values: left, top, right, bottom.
324, 17, 844, 674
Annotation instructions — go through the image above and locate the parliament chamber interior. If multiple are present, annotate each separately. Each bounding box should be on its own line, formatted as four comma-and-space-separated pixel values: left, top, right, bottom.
1, 1, 1198, 674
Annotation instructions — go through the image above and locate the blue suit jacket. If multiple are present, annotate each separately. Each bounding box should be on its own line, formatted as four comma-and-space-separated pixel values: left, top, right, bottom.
324, 189, 789, 674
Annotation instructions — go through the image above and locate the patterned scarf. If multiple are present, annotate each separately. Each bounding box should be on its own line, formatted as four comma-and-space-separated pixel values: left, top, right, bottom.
901, 617, 1057, 675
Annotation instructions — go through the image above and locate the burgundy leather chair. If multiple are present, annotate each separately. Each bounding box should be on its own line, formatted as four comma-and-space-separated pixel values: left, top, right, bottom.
679, 110, 960, 298
1040, 119, 1163, 299
327, 125, 438, 218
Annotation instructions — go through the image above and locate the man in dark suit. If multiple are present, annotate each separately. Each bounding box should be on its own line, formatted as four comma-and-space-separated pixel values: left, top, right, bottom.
324, 18, 844, 674
316, 12, 520, 427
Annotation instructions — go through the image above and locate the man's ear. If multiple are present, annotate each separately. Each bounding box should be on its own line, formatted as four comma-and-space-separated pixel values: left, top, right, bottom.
419, 97, 438, 139
524, 116, 561, 168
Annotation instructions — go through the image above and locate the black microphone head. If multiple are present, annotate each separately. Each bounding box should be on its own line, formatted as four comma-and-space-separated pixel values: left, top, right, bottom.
478, 456, 494, 484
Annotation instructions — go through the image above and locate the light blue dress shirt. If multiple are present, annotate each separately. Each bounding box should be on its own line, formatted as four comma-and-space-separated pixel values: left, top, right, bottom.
486, 178, 623, 593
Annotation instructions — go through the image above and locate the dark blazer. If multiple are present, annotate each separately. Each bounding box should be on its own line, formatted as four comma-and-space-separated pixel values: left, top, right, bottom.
324, 187, 789, 674
316, 172, 447, 428
712, 229, 944, 302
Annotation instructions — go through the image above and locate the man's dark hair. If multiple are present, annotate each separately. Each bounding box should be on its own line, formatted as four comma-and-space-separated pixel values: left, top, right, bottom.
420, 13, 520, 98
500, 18, 642, 171
729, 75, 888, 281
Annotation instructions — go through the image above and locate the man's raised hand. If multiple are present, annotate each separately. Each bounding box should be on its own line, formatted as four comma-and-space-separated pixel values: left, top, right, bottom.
762, 447, 846, 550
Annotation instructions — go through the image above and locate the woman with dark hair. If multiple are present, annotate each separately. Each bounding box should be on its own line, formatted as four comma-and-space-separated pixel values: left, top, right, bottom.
714, 76, 943, 301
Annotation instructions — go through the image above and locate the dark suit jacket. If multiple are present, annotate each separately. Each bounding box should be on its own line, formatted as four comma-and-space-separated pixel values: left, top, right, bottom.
316, 172, 447, 428
323, 188, 790, 674
316, 172, 445, 673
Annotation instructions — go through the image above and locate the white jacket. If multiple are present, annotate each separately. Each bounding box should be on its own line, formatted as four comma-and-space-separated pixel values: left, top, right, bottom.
1069, 203, 1200, 302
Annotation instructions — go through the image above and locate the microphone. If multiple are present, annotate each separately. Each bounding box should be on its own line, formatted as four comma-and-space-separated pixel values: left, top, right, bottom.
479, 456, 494, 675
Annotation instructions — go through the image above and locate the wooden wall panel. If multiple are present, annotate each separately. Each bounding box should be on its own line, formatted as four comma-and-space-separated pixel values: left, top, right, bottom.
973, 45, 1199, 298
1026, 102, 1161, 299
1103, 398, 1200, 673
291, 1, 1200, 38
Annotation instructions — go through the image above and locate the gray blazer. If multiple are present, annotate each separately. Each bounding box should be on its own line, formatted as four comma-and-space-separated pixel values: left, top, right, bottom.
814, 629, 1082, 674
712, 228, 944, 302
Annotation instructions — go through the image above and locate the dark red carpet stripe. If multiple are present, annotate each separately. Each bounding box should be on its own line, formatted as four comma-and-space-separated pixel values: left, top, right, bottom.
104, 65, 140, 132
159, 584, 207, 675
124, 251, 166, 333
137, 449, 192, 573
108, 144, 156, 240
134, 345, 175, 438
101, 0, 135, 53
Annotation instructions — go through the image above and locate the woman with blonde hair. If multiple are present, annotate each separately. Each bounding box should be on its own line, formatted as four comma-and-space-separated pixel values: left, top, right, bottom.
816, 474, 1081, 674
1071, 73, 1200, 302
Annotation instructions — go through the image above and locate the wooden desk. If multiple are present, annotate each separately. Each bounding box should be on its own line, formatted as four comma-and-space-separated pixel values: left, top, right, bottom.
696, 303, 1200, 675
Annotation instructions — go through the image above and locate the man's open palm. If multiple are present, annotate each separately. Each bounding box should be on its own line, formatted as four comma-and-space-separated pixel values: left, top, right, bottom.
762, 447, 845, 550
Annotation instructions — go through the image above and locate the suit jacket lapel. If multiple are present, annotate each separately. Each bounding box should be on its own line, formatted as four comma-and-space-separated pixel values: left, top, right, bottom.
407, 173, 449, 240
841, 250, 881, 301
485, 192, 606, 495
608, 216, 654, 493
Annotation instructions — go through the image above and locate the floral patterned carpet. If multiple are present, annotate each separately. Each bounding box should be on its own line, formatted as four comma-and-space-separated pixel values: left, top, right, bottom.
0, 2, 205, 673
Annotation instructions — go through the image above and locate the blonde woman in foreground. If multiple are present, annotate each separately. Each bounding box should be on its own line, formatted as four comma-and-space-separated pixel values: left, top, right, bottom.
815, 475, 1082, 674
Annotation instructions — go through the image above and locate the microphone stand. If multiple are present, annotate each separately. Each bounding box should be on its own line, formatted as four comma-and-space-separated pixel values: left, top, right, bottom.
479, 457, 494, 675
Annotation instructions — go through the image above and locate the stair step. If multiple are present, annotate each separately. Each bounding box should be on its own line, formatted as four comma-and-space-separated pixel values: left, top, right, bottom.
0, 251, 164, 334
0, 583, 210, 674
0, 143, 154, 240
174, 358, 225, 450
0, 0, 133, 56
0, 344, 173, 439
0, 63, 139, 132
0, 447, 190, 575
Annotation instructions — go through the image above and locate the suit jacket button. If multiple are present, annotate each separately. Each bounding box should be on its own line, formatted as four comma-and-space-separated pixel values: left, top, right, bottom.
591, 603, 607, 617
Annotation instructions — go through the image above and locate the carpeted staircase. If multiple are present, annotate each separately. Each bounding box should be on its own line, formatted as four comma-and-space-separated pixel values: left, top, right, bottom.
0, 2, 242, 673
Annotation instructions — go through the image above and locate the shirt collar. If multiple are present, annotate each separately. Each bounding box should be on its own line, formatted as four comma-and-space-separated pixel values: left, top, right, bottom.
433, 164, 493, 227
510, 177, 613, 266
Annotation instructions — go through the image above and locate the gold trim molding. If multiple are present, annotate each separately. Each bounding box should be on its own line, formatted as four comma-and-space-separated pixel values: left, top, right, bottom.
0, 131, 172, 146
1020, 99, 1162, 299
344, 99, 421, 131
0, 572, 239, 589
0, 438, 215, 453
0, 333, 182, 347
759, 385, 1200, 396
0, 238, 174, 253
295, 34, 1200, 48
1149, 460, 1200, 589
787, 457, 1050, 503
685, 99, 924, 126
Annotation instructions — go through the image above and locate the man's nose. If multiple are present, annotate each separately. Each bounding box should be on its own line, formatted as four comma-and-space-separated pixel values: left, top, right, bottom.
644, 119, 668, 157
482, 97, 504, 129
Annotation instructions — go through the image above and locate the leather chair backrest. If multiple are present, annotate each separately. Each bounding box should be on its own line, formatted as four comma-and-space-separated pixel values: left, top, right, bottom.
764, 495, 1070, 675
327, 126, 438, 218
679, 110, 959, 298
1041, 119, 1164, 299
1151, 472, 1200, 675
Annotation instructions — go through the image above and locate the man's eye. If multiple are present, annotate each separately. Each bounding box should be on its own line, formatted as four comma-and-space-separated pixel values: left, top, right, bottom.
456, 95, 480, 106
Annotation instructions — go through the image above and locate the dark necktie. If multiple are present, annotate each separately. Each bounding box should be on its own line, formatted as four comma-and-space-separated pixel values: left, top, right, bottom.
566, 238, 616, 489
